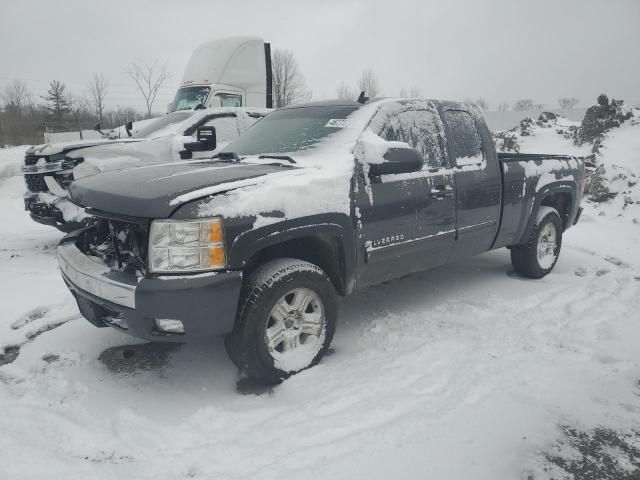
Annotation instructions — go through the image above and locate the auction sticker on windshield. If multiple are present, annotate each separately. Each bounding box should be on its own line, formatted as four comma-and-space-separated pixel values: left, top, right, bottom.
325, 119, 351, 128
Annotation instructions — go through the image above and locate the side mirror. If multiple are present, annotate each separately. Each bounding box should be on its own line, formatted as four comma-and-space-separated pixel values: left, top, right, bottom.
196, 126, 216, 150
180, 126, 217, 159
368, 147, 424, 177
125, 121, 133, 138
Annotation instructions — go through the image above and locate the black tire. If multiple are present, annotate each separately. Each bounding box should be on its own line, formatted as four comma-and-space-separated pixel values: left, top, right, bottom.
511, 206, 563, 279
225, 258, 338, 384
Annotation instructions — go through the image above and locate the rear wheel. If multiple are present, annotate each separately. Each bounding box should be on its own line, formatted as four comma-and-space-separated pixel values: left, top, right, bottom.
511, 206, 563, 279
226, 258, 337, 384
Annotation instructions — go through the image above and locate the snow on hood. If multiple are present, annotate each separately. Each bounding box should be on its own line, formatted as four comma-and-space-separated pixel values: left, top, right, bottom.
70, 137, 174, 179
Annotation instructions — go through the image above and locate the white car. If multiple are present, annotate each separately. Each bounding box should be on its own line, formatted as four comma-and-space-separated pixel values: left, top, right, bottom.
22, 107, 270, 231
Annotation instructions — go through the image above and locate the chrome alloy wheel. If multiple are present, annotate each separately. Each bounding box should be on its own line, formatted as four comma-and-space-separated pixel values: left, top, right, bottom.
537, 222, 558, 269
265, 287, 325, 357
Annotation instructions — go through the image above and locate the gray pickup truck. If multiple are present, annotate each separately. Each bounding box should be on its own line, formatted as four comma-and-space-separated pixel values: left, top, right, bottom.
56, 98, 585, 383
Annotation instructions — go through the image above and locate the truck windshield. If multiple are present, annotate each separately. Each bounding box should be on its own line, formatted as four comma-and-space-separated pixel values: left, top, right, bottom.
169, 86, 211, 112
222, 105, 360, 156
132, 111, 195, 138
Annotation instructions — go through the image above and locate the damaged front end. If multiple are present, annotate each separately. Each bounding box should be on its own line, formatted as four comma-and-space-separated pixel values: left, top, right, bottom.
76, 213, 150, 277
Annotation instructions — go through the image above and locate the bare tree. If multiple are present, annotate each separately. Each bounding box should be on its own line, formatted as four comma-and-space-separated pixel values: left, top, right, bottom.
400, 87, 422, 98
497, 101, 510, 112
409, 87, 422, 98
337, 82, 356, 100
474, 98, 489, 111
42, 80, 70, 122
513, 99, 535, 111
558, 97, 579, 109
88, 73, 109, 123
357, 69, 380, 98
126, 60, 169, 117
107, 106, 141, 127
272, 49, 310, 108
68, 95, 93, 127
465, 98, 489, 111
2, 79, 29, 112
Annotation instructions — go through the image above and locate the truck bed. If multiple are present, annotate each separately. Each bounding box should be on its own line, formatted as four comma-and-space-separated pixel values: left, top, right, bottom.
493, 153, 584, 249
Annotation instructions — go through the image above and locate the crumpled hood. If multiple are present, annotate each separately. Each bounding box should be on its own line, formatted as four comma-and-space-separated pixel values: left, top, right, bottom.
69, 160, 294, 219
26, 138, 142, 157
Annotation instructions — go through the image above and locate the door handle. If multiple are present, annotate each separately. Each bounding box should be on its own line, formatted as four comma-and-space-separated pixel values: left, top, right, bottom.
430, 185, 454, 199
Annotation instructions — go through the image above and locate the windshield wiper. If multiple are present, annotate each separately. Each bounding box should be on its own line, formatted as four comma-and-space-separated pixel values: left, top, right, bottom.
211, 151, 241, 162
258, 155, 296, 164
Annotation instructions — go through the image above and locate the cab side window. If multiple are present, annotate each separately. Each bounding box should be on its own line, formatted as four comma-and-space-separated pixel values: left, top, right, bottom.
216, 93, 242, 108
201, 114, 240, 142
443, 110, 482, 165
380, 110, 445, 169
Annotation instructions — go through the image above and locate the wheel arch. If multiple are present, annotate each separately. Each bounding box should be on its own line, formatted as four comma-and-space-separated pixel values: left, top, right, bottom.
228, 215, 356, 296
517, 182, 576, 245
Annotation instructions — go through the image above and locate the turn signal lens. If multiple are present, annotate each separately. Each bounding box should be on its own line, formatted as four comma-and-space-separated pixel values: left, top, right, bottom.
208, 221, 223, 243
208, 246, 225, 267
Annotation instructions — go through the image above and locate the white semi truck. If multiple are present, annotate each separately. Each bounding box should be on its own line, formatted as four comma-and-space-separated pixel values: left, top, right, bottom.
168, 36, 273, 112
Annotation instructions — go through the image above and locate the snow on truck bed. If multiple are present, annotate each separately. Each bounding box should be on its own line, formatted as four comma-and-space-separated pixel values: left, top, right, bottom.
1, 111, 640, 479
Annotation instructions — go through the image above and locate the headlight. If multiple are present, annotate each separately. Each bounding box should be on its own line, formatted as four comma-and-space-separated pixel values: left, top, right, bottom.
149, 218, 225, 273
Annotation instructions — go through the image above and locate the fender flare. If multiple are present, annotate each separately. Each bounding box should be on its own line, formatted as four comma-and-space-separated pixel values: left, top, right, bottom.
517, 181, 577, 244
227, 213, 356, 292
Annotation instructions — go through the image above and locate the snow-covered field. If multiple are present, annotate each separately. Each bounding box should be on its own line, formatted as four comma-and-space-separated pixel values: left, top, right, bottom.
1, 113, 640, 479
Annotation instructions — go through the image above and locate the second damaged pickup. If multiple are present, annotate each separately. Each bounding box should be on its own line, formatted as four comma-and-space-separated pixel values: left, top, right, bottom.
56, 98, 585, 383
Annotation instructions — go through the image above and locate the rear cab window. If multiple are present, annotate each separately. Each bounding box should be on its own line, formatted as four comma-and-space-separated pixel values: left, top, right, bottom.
442, 110, 484, 167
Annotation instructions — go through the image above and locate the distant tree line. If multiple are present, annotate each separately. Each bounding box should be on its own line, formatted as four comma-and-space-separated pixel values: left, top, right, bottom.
0, 59, 170, 146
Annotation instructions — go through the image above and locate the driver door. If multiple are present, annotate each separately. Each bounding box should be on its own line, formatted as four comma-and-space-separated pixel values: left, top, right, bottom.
355, 103, 455, 287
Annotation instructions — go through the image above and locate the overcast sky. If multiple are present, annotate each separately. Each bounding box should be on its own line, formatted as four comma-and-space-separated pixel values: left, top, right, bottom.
1, 0, 639, 113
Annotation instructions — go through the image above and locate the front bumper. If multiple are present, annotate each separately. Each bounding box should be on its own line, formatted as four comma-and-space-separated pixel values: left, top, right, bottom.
24, 194, 82, 233
58, 241, 242, 342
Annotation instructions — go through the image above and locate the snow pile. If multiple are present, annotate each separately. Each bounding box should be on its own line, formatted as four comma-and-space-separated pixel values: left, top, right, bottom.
494, 98, 640, 218
493, 112, 590, 156
0, 145, 29, 179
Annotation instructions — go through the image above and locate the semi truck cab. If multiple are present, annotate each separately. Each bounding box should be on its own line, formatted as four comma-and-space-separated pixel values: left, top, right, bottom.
168, 36, 273, 112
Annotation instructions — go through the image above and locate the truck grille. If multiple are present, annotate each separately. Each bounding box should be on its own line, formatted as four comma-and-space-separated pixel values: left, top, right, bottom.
77, 217, 149, 276
24, 174, 48, 192
24, 154, 41, 166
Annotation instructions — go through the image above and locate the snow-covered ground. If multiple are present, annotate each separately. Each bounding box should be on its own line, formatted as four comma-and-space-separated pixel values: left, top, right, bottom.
0, 145, 29, 179
1, 113, 640, 479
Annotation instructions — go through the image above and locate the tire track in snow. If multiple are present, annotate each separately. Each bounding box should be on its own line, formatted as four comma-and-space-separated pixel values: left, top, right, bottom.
0, 304, 77, 366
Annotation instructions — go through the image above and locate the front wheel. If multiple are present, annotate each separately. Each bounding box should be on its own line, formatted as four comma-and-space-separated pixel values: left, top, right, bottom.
511, 206, 563, 279
226, 258, 337, 384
